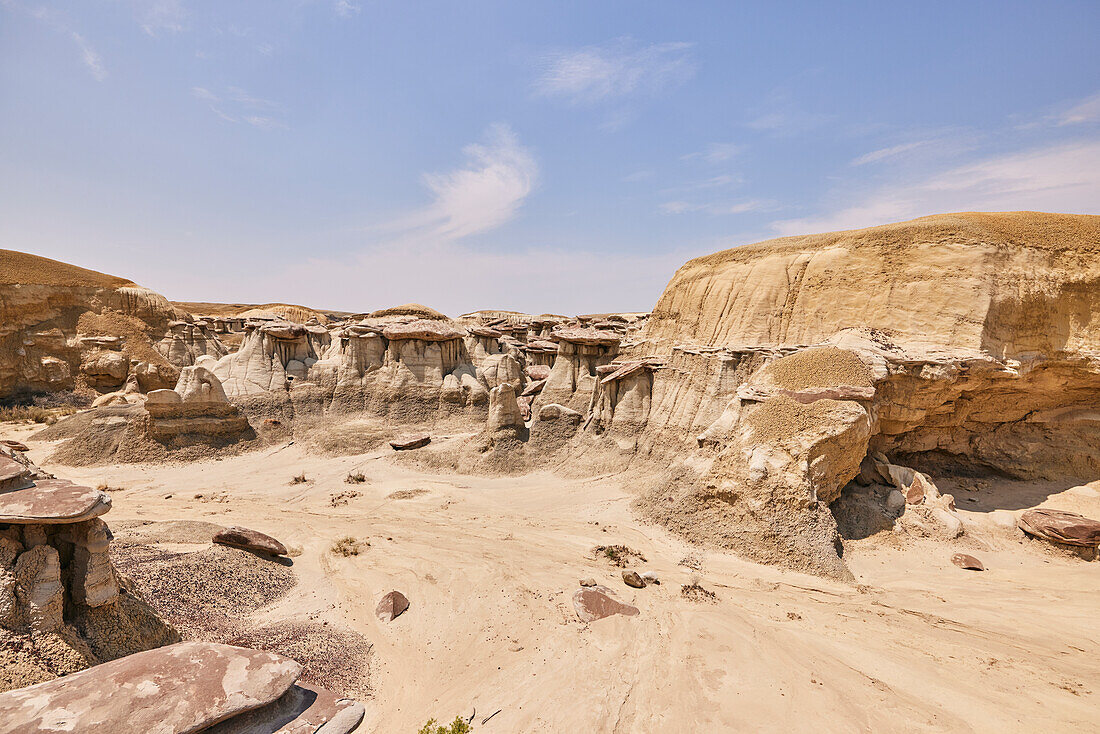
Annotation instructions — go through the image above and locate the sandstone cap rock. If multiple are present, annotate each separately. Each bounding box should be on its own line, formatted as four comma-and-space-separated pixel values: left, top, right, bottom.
0, 478, 111, 524
382, 319, 464, 342
550, 327, 620, 346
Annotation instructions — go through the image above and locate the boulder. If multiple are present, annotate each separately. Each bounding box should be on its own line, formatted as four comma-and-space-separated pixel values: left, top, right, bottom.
0, 440, 28, 453
622, 570, 645, 588
487, 383, 524, 433
951, 553, 985, 571
572, 586, 640, 623
213, 526, 288, 556
390, 434, 430, 451
579, 578, 597, 587
375, 590, 409, 622
0, 641, 302, 734
1018, 509, 1100, 547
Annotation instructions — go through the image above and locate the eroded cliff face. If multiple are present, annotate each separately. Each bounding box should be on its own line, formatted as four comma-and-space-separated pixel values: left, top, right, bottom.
0, 250, 227, 400
576, 213, 1100, 577
641, 213, 1100, 359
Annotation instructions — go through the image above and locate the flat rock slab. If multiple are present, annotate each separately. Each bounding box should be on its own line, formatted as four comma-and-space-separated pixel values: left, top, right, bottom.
376, 590, 410, 622
0, 479, 110, 523
390, 434, 430, 451
573, 586, 640, 623
214, 526, 288, 556
1019, 509, 1100, 547
0, 641, 302, 734
0, 440, 29, 452
951, 553, 985, 571
204, 682, 365, 734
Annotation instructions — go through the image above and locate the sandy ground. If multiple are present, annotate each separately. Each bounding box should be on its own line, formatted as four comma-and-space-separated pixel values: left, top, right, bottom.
6, 421, 1099, 733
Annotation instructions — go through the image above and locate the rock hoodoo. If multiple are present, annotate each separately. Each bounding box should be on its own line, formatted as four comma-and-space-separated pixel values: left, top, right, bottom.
0, 448, 178, 693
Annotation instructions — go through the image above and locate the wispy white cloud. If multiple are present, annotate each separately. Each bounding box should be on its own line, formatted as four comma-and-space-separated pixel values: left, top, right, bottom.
535, 37, 695, 104
191, 86, 286, 128
3, 2, 107, 80
681, 142, 740, 163
850, 140, 930, 166
129, 0, 186, 36
772, 139, 1100, 235
745, 89, 832, 134
1057, 92, 1100, 126
70, 31, 106, 81
370, 123, 538, 245
334, 0, 360, 18
661, 198, 778, 216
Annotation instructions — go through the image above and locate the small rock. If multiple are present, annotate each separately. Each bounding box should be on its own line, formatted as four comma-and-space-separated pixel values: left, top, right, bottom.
579, 578, 597, 587
375, 590, 409, 622
213, 526, 288, 556
951, 553, 985, 571
640, 571, 660, 585
622, 570, 645, 588
390, 434, 430, 451
572, 586, 640, 623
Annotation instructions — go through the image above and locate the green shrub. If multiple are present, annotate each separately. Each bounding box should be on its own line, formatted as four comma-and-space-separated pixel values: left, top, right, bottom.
418, 716, 471, 734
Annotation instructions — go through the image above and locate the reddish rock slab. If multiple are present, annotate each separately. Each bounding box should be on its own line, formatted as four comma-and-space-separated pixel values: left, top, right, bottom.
214, 526, 288, 556
951, 553, 985, 571
204, 682, 365, 734
0, 479, 110, 524
521, 379, 547, 397
390, 434, 430, 451
382, 320, 464, 342
0, 440, 29, 452
524, 339, 558, 354
0, 456, 31, 489
1019, 509, 1100, 547
376, 590, 410, 622
573, 586, 640, 623
0, 641, 302, 734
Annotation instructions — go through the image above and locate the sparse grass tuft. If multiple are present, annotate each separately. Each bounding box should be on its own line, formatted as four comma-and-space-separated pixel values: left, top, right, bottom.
330, 536, 364, 557
593, 544, 647, 567
418, 717, 471, 734
290, 473, 308, 484
0, 405, 64, 424
681, 583, 718, 603
345, 470, 366, 484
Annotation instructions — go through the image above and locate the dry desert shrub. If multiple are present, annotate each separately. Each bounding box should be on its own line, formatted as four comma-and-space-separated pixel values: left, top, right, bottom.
681, 583, 718, 603
290, 473, 308, 485
345, 470, 366, 484
593, 544, 647, 567
330, 536, 364, 557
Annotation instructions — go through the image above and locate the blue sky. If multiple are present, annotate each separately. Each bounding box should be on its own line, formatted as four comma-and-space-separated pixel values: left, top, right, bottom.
2, 1, 1098, 315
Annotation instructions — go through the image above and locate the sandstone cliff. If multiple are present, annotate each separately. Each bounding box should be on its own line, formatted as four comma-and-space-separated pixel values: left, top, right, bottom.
0, 250, 227, 400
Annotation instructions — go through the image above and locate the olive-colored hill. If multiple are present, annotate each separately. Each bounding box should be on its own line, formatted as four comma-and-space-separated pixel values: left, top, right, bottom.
0, 249, 136, 288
